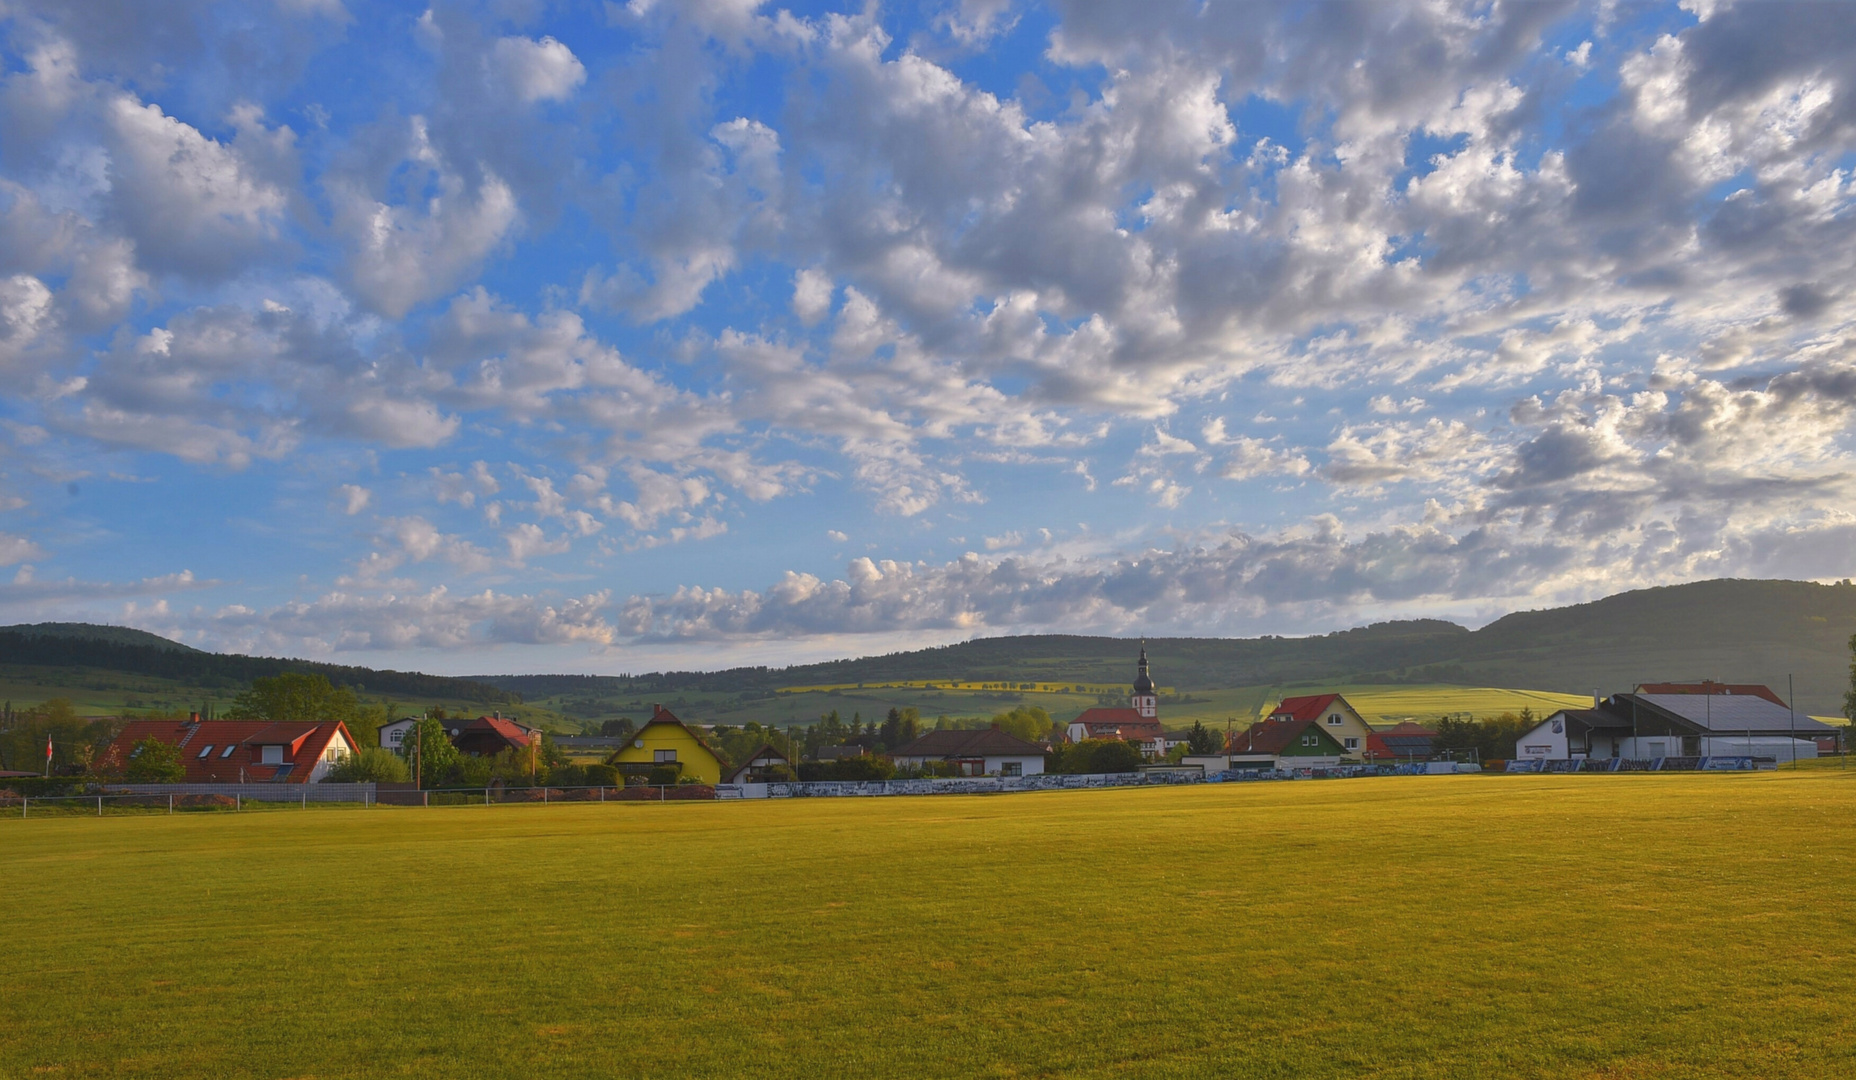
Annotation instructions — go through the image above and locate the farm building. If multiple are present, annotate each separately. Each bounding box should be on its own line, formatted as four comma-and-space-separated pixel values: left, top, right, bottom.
890, 727, 1047, 777
1264, 694, 1373, 760
1065, 646, 1169, 759
725, 743, 794, 784
100, 717, 358, 783
607, 705, 725, 785
1365, 721, 1436, 762
1516, 693, 1837, 762
1634, 681, 1788, 706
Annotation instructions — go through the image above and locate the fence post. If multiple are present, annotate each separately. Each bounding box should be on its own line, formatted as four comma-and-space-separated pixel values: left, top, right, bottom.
302, 789, 308, 810
599, 786, 605, 803
235, 793, 241, 812
20, 796, 25, 818
485, 786, 490, 806
423, 790, 429, 807
168, 793, 173, 815
98, 795, 103, 817
543, 787, 548, 804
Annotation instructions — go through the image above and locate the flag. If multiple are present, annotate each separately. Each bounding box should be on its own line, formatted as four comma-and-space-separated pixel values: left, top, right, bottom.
45, 734, 53, 761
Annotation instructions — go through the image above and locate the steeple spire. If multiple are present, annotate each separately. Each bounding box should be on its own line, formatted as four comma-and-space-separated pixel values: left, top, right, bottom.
1131, 640, 1156, 716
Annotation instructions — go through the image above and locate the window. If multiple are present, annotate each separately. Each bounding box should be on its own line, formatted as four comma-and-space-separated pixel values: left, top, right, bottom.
1000, 761, 1023, 777
1301, 734, 1315, 747
260, 745, 284, 765
1328, 714, 1342, 725
197, 744, 215, 759
221, 745, 236, 758
653, 749, 677, 763
1343, 738, 1360, 751
389, 729, 403, 745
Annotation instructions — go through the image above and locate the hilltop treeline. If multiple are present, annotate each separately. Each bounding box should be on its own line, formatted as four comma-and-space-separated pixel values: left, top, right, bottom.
477, 579, 1856, 714
0, 631, 519, 706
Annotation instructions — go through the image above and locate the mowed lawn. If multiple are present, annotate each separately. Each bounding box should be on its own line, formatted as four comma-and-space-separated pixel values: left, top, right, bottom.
6, 775, 1856, 1079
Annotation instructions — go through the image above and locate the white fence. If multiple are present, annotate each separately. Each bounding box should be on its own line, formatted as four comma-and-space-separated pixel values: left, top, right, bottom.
110, 782, 378, 803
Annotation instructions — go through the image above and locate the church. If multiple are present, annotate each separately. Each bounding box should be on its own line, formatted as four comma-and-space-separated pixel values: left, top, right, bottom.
1065, 646, 1170, 760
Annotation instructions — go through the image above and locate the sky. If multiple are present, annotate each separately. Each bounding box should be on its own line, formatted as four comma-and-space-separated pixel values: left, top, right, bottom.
0, 0, 1853, 675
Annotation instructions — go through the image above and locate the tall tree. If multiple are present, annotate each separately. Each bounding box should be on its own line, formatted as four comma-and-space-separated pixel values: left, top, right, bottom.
226, 672, 362, 724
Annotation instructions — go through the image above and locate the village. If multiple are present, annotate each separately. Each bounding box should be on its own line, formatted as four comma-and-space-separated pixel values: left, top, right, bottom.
47, 645, 1842, 810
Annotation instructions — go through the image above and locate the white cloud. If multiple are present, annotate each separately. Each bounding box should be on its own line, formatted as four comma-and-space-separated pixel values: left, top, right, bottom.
338, 483, 371, 515
489, 36, 586, 104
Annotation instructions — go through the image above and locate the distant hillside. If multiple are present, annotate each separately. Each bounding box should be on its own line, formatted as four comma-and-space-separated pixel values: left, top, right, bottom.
0, 627, 519, 706
477, 579, 1856, 715
1, 622, 200, 653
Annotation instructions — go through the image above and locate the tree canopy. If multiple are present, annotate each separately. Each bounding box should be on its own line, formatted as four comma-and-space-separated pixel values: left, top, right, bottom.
226, 672, 363, 724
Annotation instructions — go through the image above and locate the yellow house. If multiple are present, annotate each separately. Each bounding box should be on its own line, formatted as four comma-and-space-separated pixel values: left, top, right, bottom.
608, 705, 725, 785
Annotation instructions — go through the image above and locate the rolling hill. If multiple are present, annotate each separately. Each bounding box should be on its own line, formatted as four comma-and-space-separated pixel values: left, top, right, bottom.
478, 578, 1856, 716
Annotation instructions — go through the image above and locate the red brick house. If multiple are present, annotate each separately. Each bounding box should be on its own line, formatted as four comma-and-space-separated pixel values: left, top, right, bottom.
100, 717, 359, 783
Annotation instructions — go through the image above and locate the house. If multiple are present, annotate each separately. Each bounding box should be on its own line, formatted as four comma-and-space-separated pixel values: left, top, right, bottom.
1514, 706, 1634, 761
1209, 717, 1349, 771
1365, 721, 1436, 762
724, 743, 794, 784
1264, 694, 1373, 760
378, 714, 537, 757
891, 726, 1048, 777
607, 705, 725, 785
99, 716, 358, 783
1065, 646, 1169, 759
1516, 693, 1836, 762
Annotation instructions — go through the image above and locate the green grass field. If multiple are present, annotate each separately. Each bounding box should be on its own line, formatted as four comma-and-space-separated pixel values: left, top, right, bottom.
6, 772, 1856, 1078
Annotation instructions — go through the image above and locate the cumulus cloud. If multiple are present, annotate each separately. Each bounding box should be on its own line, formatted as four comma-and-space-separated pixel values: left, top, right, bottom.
488, 36, 585, 104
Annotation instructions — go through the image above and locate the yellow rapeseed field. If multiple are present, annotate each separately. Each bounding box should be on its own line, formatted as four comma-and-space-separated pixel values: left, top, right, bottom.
5, 772, 1855, 1078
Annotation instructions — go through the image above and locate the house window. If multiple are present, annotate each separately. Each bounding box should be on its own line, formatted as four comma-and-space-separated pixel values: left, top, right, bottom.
197, 744, 215, 759
653, 749, 677, 763
1000, 761, 1022, 777
221, 745, 236, 758
1343, 738, 1360, 751
389, 730, 403, 745
1301, 734, 1314, 746
260, 745, 284, 765
1328, 715, 1342, 725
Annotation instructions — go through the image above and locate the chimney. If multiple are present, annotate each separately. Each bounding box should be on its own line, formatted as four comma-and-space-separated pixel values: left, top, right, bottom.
189, 712, 201, 724
1592, 690, 1600, 708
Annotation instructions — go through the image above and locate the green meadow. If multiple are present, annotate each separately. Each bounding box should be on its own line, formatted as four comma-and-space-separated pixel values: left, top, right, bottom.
6, 773, 1856, 1079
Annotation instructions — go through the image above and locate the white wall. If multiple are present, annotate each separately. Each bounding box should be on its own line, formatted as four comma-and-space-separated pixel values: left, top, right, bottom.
1699, 736, 1818, 762
984, 754, 1045, 777
1516, 716, 1571, 760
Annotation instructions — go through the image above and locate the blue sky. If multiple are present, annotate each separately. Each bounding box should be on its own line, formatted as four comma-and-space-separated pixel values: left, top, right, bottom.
1, 0, 1854, 674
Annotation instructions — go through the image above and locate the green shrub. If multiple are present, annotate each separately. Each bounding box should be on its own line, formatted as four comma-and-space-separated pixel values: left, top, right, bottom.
323, 746, 410, 784
1051, 738, 1145, 775
547, 763, 588, 787
122, 737, 186, 783
647, 764, 681, 786
583, 763, 619, 786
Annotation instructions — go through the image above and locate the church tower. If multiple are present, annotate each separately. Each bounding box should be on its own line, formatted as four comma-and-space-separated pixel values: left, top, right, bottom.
1131, 644, 1157, 719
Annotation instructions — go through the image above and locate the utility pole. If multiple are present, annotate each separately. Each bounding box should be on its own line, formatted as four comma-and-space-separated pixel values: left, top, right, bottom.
1788, 674, 1796, 770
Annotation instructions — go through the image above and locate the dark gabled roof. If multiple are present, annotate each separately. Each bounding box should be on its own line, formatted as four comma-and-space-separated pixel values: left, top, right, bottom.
892, 727, 1048, 759
1629, 694, 1835, 734
1548, 708, 1634, 733
1636, 682, 1787, 707
724, 743, 791, 784
1227, 717, 1343, 756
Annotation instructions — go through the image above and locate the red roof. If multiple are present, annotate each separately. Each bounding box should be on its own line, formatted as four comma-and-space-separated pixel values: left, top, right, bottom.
1635, 682, 1787, 707
1268, 694, 1340, 722
100, 720, 357, 783
1069, 707, 1163, 742
1227, 717, 1339, 756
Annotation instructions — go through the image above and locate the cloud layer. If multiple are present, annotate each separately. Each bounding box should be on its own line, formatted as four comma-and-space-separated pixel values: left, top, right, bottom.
0, 1, 1852, 662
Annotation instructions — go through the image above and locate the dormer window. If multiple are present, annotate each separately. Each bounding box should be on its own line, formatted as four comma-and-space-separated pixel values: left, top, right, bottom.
260, 744, 284, 765
197, 744, 215, 759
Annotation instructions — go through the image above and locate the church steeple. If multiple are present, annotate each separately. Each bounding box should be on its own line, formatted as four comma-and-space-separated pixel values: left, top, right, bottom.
1131, 641, 1157, 718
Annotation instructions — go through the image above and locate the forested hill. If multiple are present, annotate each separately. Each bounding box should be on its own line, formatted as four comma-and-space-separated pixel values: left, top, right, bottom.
0, 625, 519, 705
477, 578, 1856, 713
